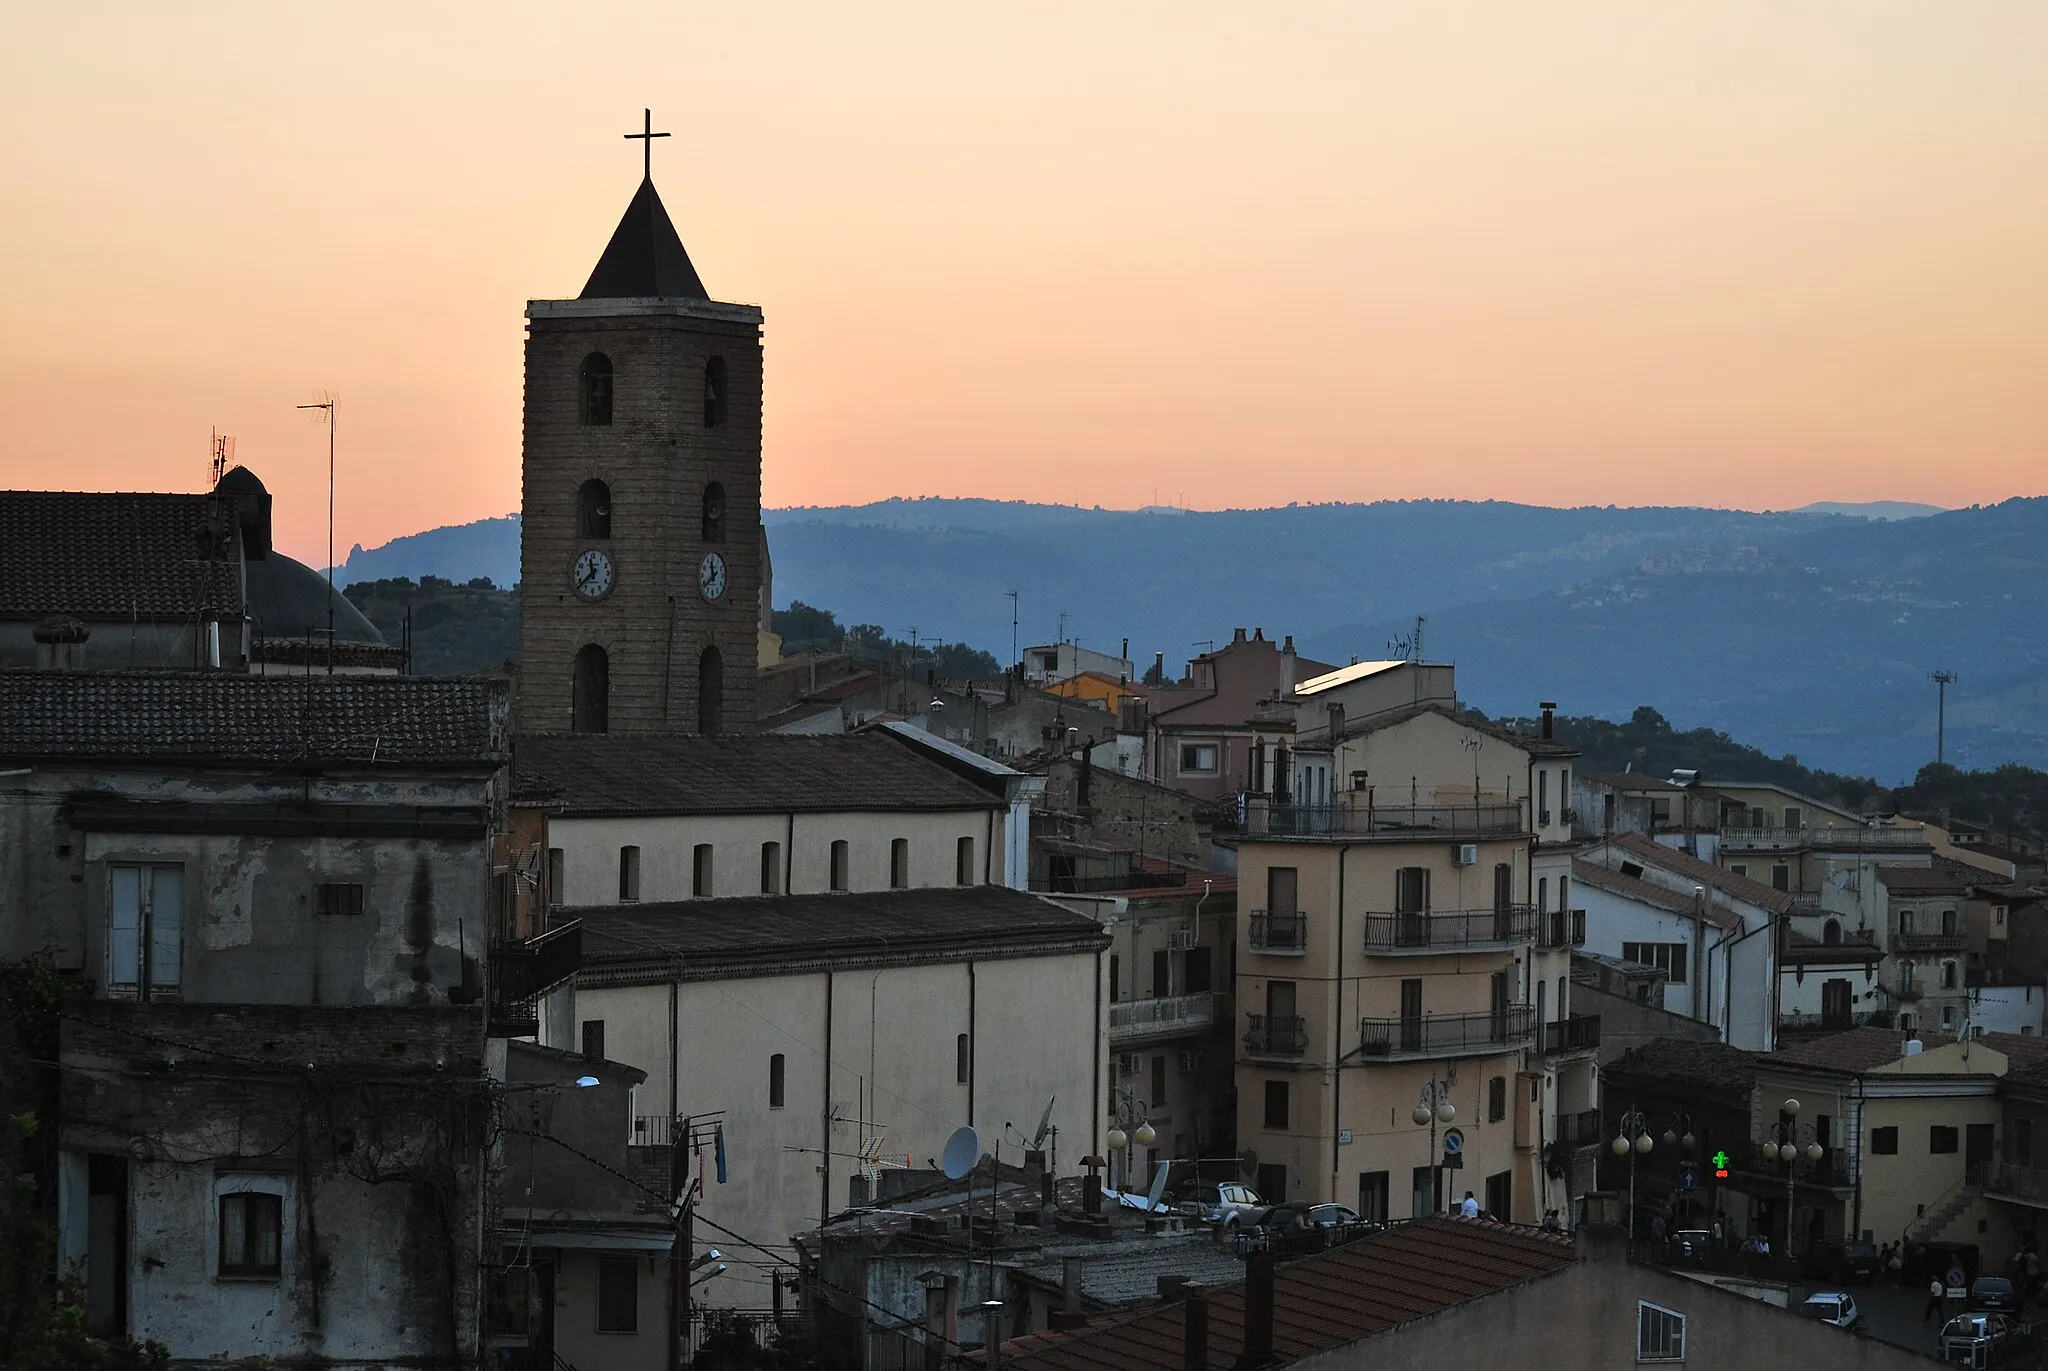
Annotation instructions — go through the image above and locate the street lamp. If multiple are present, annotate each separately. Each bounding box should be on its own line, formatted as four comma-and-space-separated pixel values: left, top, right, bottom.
1413, 1076, 1456, 1214
1612, 1107, 1655, 1245
1106, 1087, 1156, 1192
1762, 1097, 1824, 1257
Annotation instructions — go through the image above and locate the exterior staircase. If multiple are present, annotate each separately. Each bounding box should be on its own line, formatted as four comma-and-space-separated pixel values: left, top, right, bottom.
1910, 1171, 1984, 1245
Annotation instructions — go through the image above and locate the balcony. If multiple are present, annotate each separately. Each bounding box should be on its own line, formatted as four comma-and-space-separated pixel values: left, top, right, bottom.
1721, 824, 1927, 853
1986, 1161, 2048, 1210
1541, 1014, 1602, 1055
1243, 1013, 1308, 1059
1249, 800, 1527, 840
488, 918, 582, 1037
1778, 1009, 1894, 1036
1556, 1108, 1605, 1148
1536, 908, 1587, 949
1358, 1005, 1535, 1061
1360, 905, 1534, 955
1109, 991, 1217, 1045
1895, 931, 1966, 953
1730, 1144, 1850, 1190
1248, 910, 1308, 955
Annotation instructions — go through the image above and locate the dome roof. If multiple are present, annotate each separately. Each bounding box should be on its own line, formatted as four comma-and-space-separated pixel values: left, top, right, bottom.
245, 553, 384, 644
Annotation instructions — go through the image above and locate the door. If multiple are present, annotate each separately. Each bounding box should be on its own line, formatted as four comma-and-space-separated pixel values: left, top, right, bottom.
1821, 979, 1852, 1029
1411, 1165, 1439, 1218
1152, 949, 1170, 998
1492, 863, 1514, 939
1968, 1123, 1996, 1182
1358, 1171, 1390, 1225
1400, 978, 1424, 1052
1489, 970, 1511, 1042
1485, 1169, 1512, 1221
1395, 867, 1429, 946
85, 1155, 127, 1338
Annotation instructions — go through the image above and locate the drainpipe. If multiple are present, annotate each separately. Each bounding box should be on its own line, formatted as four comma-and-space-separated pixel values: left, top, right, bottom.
1330, 843, 1355, 1203
1851, 1076, 1866, 1241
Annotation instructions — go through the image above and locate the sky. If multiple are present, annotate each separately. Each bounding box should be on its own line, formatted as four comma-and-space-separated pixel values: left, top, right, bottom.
2, 3, 2045, 564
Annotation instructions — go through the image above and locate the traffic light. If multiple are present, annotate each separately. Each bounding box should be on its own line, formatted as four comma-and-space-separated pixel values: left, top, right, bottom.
1711, 1149, 1730, 1180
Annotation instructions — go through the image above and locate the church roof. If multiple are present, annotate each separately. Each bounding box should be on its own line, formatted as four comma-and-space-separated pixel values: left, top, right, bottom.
0, 490, 244, 620
580, 178, 708, 300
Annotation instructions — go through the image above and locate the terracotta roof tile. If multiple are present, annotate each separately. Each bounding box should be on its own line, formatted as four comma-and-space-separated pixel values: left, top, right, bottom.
1610, 832, 1796, 914
1603, 1038, 1760, 1099
1572, 859, 1742, 929
0, 491, 243, 619
1879, 859, 1993, 893
1762, 1025, 1954, 1075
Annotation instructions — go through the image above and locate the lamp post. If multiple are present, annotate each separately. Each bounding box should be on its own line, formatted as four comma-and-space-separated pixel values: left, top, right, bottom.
1612, 1107, 1655, 1247
1412, 1076, 1456, 1214
1762, 1097, 1824, 1258
1105, 1086, 1156, 1193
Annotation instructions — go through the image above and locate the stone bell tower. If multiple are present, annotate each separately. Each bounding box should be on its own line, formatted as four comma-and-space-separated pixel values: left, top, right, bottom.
517, 114, 762, 735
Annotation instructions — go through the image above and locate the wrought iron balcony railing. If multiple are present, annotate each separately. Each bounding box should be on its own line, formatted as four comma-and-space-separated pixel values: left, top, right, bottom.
1360, 905, 1534, 954
1359, 1005, 1535, 1060
1248, 910, 1308, 954
1542, 1014, 1602, 1054
1244, 1013, 1309, 1058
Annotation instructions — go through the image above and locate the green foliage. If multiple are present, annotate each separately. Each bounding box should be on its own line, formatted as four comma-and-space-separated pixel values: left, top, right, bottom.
342, 577, 518, 677
772, 601, 1001, 676
1896, 762, 2048, 835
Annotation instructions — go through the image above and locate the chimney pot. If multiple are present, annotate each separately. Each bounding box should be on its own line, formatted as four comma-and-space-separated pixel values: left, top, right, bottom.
1233, 627, 1247, 643
1062, 1258, 1084, 1313
1184, 1290, 1210, 1371
1236, 1252, 1275, 1368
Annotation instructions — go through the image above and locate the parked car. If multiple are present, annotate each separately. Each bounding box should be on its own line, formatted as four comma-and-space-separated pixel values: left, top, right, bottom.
1969, 1275, 2022, 1316
1799, 1292, 1860, 1329
1941, 1311, 2013, 1367
1178, 1181, 1265, 1229
1805, 1239, 1882, 1285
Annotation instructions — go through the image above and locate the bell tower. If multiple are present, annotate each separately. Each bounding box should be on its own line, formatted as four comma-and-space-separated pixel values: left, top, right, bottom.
517, 113, 762, 735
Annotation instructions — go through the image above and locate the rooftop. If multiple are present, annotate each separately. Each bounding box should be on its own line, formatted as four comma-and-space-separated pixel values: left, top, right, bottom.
1602, 1037, 1761, 1100
1761, 1026, 1958, 1076
0, 489, 243, 620
1293, 660, 1407, 696
579, 177, 708, 300
0, 670, 506, 767
1571, 858, 1741, 929
1576, 771, 1690, 792
1879, 858, 1995, 894
512, 732, 1003, 817
1609, 832, 1796, 915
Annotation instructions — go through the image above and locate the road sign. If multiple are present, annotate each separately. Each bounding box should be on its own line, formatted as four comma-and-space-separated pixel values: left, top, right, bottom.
1679, 1161, 1700, 1191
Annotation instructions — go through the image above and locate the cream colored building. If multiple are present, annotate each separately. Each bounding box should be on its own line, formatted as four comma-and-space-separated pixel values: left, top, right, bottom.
1233, 692, 1595, 1226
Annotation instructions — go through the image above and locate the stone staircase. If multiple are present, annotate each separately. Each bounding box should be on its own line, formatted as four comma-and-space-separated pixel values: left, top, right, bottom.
1912, 1176, 1983, 1245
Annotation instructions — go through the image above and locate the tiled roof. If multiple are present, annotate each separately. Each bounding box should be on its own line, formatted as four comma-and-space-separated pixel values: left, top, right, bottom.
0, 491, 243, 618
1762, 1026, 1955, 1075
1979, 1033, 2048, 1072
1603, 1037, 1761, 1099
0, 670, 506, 766
1879, 859, 1990, 893
512, 733, 1003, 817
1780, 930, 1884, 964
1610, 832, 1796, 914
1017, 1239, 1247, 1309
1317, 700, 1578, 759
1572, 859, 1741, 929
572, 885, 1107, 970
997, 1218, 1574, 1370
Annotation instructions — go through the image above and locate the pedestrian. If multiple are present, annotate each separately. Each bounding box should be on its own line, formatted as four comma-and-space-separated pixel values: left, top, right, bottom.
1460, 1191, 1480, 1219
1925, 1276, 1946, 1324
1711, 1215, 1724, 1249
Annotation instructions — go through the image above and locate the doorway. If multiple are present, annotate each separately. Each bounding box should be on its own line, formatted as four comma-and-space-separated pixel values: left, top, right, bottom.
1968, 1123, 1996, 1182
85, 1155, 128, 1338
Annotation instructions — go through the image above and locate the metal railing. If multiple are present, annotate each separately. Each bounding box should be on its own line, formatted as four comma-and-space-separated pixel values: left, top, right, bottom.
1721, 825, 1927, 851
1986, 1160, 2048, 1205
1254, 801, 1527, 839
1557, 1108, 1605, 1147
1536, 908, 1587, 949
1895, 931, 1967, 952
630, 1114, 672, 1147
1109, 991, 1217, 1043
1359, 1005, 1535, 1060
1542, 1014, 1602, 1054
1778, 1009, 1892, 1034
1360, 905, 1534, 953
491, 918, 583, 1004
1244, 1013, 1308, 1057
1248, 910, 1307, 953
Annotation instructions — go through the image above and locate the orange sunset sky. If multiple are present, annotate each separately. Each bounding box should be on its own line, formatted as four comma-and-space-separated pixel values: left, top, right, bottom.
2, 2, 2045, 565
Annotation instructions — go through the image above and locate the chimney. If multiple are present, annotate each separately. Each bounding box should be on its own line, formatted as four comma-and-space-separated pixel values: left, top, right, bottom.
1279, 637, 1297, 693
1122, 637, 1130, 661
1082, 1172, 1102, 1215
1232, 627, 1247, 644
1235, 1251, 1275, 1369
1540, 701, 1557, 741
1184, 1289, 1209, 1371
1153, 650, 1165, 683
1252, 627, 1264, 642
1062, 1258, 1083, 1314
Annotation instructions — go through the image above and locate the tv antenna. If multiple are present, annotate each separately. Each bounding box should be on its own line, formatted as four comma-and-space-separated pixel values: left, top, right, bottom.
1388, 615, 1426, 664
297, 389, 338, 673
1005, 590, 1019, 671
209, 429, 236, 487
1931, 670, 1957, 764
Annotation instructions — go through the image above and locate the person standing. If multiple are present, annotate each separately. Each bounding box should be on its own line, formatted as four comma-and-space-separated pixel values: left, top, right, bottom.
1460, 1191, 1480, 1219
1925, 1275, 1947, 1324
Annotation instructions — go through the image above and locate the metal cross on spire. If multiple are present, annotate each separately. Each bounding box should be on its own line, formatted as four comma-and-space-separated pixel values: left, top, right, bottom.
624, 108, 670, 180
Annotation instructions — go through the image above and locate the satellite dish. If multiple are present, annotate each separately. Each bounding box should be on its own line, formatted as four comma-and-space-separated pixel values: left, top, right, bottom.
942, 1125, 982, 1180
1145, 1163, 1172, 1214
1031, 1097, 1056, 1151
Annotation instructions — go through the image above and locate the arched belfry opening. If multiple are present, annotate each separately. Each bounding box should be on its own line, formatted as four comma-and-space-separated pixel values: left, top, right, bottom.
578, 479, 612, 539
698, 645, 724, 736
579, 354, 614, 426
572, 645, 609, 734
704, 356, 728, 427
701, 482, 726, 543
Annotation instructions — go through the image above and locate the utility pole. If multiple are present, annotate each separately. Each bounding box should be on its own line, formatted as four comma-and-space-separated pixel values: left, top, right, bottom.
1931, 670, 1957, 764
669, 1115, 693, 1371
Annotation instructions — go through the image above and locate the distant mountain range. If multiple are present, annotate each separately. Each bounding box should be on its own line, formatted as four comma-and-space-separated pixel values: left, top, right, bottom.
332, 495, 2046, 782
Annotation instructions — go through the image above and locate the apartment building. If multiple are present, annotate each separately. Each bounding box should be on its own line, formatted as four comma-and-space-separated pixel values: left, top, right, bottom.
1142, 628, 1336, 804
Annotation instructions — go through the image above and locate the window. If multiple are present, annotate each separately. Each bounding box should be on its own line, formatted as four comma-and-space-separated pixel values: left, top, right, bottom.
693, 844, 714, 898
1041, 652, 1060, 673
1488, 1075, 1507, 1122
890, 838, 910, 889
829, 840, 849, 892
1942, 961, 1958, 990
547, 848, 565, 907
1620, 942, 1688, 986
314, 882, 364, 916
1871, 1126, 1898, 1155
2017, 1118, 2033, 1167
1771, 864, 1790, 892
703, 356, 728, 427
1178, 743, 1218, 775
1619, 860, 1645, 880
108, 863, 182, 1000
1636, 1301, 1685, 1362
579, 353, 613, 425
1357, 1171, 1389, 1225
1263, 1080, 1289, 1131
1151, 949, 1169, 998
1537, 876, 1548, 912
1729, 863, 1747, 878
1930, 1126, 1959, 1155
1184, 947, 1212, 993
1649, 797, 1672, 826
581, 1020, 605, 1061
1942, 1006, 1956, 1030
769, 1053, 786, 1108
956, 835, 975, 886
597, 1255, 638, 1333
698, 645, 723, 736
760, 842, 782, 895
1150, 1053, 1166, 1105
1784, 805, 1804, 832
1538, 769, 1548, 819
955, 1034, 970, 1085
1108, 954, 1120, 1004
700, 481, 727, 542
218, 1191, 282, 1279
1484, 1169, 1512, 1221
578, 478, 612, 538
1266, 866, 1299, 915
1823, 918, 1842, 945
572, 644, 609, 734
1411, 1165, 1439, 1218
618, 846, 641, 902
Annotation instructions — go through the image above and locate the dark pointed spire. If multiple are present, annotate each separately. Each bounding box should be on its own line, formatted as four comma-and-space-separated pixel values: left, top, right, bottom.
579, 178, 709, 301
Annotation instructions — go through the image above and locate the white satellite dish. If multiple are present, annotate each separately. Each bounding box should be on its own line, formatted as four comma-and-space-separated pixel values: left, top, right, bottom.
1031, 1097, 1056, 1151
1145, 1163, 1172, 1214
942, 1125, 982, 1180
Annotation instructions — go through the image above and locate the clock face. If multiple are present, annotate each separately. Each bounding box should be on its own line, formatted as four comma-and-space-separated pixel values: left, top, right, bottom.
572, 548, 614, 599
698, 552, 728, 602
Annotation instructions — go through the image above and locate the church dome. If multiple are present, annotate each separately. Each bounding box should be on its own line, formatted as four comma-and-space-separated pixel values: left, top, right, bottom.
244, 552, 384, 644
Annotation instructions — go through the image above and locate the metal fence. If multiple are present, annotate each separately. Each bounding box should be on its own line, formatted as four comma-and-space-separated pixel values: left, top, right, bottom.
1360, 905, 1534, 952
1359, 1006, 1535, 1058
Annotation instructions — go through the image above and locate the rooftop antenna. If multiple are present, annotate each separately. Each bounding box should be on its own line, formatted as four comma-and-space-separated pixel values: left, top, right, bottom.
209, 429, 236, 487
1931, 670, 1957, 765
296, 389, 338, 674
1005, 590, 1019, 670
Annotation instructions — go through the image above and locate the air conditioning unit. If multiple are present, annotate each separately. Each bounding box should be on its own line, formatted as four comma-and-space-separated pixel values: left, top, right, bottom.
1118, 1052, 1141, 1076
1454, 843, 1479, 867
1170, 930, 1196, 952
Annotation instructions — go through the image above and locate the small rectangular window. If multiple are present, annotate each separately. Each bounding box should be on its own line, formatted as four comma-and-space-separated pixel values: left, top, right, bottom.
315, 882, 365, 916
547, 847, 565, 906
1488, 1075, 1507, 1122
761, 841, 782, 895
1179, 743, 1219, 774
1729, 863, 1747, 878
1263, 1079, 1289, 1131
955, 1034, 970, 1086
1930, 1125, 1959, 1155
693, 843, 714, 898
218, 1191, 283, 1279
1771, 864, 1790, 892
769, 1053, 786, 1108
1636, 1301, 1685, 1362
1108, 953, 1120, 1004
1150, 1053, 1167, 1105
1871, 1126, 1898, 1155
890, 838, 910, 890
618, 846, 641, 902
1784, 805, 1803, 832
1152, 949, 1170, 998
829, 840, 849, 892
581, 1020, 605, 1061
956, 835, 975, 886
596, 1255, 638, 1333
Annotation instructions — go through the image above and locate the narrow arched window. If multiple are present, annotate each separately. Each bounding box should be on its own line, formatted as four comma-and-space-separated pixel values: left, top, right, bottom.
580, 354, 614, 426
697, 645, 723, 736
701, 482, 726, 543
572, 644, 609, 734
703, 356, 728, 427
578, 479, 612, 539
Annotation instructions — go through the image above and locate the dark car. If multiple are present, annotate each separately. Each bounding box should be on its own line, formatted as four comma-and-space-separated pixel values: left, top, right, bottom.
1805, 1239, 1882, 1285
1969, 1275, 2022, 1316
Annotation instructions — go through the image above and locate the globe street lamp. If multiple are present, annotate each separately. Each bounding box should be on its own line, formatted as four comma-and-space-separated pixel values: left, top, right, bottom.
1414, 1075, 1456, 1214
1762, 1097, 1824, 1258
1612, 1107, 1655, 1246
